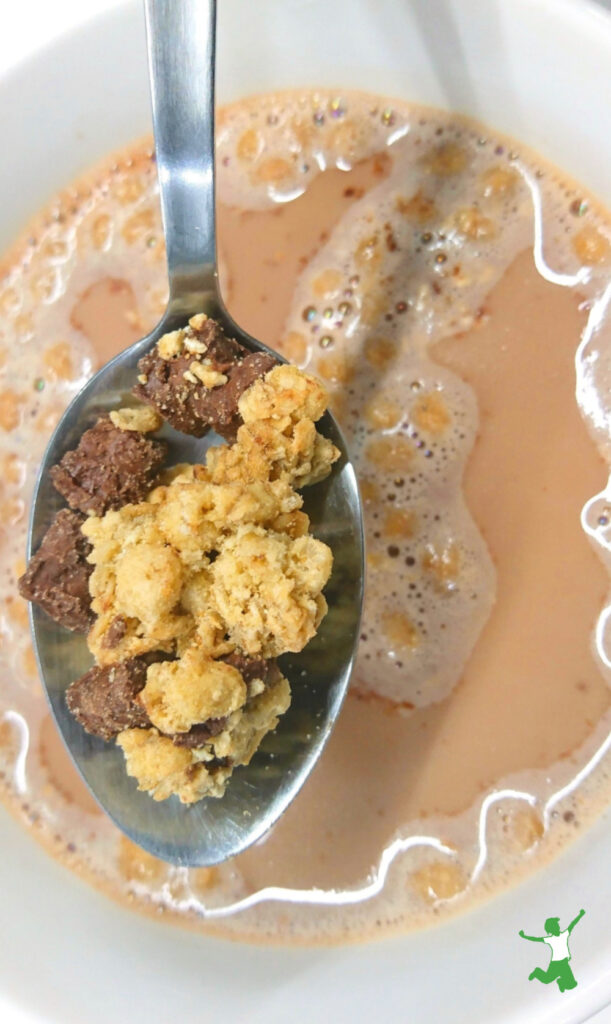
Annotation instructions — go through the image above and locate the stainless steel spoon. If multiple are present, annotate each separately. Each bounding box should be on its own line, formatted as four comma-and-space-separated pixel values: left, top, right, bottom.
26, 0, 363, 867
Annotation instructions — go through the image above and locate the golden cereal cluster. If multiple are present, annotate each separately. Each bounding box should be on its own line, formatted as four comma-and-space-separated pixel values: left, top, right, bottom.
207, 364, 338, 488
118, 670, 291, 802
83, 364, 337, 803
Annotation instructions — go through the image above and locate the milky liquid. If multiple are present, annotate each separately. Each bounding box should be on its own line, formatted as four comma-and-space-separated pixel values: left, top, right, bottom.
1, 91, 611, 943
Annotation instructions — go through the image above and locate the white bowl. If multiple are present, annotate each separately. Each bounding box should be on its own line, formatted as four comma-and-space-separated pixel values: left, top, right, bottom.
1, 1, 610, 1021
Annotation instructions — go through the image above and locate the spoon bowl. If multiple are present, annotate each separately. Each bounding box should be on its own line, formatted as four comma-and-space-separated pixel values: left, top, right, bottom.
26, 0, 363, 867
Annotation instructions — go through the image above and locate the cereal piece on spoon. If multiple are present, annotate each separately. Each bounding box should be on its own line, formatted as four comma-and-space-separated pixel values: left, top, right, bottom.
132, 313, 278, 441
139, 648, 248, 734
109, 405, 163, 433
207, 364, 340, 488
209, 525, 332, 657
66, 657, 153, 740
118, 669, 291, 803
116, 728, 232, 802
50, 415, 167, 516
221, 652, 280, 697
21, 410, 167, 633
18, 508, 94, 632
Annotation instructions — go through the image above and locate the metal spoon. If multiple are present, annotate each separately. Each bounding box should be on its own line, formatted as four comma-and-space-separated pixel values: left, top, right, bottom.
26, 0, 363, 867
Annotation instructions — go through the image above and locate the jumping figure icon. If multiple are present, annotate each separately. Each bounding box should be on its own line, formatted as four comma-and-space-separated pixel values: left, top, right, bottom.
519, 909, 585, 992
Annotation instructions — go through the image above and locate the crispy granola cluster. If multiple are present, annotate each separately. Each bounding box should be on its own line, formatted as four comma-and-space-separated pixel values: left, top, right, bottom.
85, 367, 334, 667
85, 362, 337, 802
21, 311, 339, 805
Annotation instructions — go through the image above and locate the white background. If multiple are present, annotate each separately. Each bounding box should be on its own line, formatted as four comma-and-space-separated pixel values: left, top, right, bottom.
0, 1, 609, 1021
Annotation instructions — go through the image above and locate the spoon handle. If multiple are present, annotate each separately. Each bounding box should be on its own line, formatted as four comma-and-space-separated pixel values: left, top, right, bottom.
144, 0, 217, 316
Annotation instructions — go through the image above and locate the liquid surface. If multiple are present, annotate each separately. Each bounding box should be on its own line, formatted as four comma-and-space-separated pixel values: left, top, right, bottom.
1, 91, 611, 943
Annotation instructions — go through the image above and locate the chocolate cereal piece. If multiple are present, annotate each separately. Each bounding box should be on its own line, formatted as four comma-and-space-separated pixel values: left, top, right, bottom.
50, 416, 167, 516
207, 756, 233, 772
66, 658, 152, 741
211, 352, 278, 441
101, 615, 128, 650
222, 652, 278, 686
133, 315, 277, 441
171, 717, 228, 749
18, 509, 93, 632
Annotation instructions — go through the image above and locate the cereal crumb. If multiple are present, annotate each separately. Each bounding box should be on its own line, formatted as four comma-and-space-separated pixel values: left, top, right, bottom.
188, 313, 208, 330
158, 329, 185, 359
110, 406, 163, 433
188, 361, 228, 388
